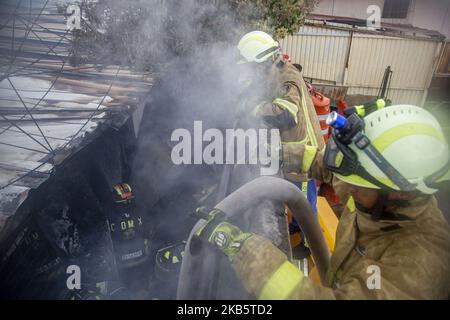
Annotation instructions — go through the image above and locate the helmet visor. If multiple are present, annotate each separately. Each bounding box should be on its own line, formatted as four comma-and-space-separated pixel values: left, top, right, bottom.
255, 46, 280, 62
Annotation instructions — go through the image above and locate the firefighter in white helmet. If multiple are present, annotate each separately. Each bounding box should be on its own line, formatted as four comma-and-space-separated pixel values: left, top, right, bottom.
197, 105, 450, 299
237, 31, 325, 244
237, 30, 325, 149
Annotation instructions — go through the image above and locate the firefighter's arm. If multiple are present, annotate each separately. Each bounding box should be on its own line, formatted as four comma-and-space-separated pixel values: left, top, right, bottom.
195, 211, 332, 299
254, 97, 299, 130
231, 234, 336, 299
282, 143, 332, 183
232, 234, 440, 299
254, 64, 303, 130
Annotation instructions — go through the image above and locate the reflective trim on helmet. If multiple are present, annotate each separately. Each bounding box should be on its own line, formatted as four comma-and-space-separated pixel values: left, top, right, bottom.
334, 172, 396, 190
258, 261, 304, 300
239, 34, 272, 46
273, 98, 299, 124
255, 45, 280, 60
372, 123, 446, 153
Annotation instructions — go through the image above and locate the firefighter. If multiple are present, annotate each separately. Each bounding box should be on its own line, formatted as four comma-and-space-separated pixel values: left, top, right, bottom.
109, 183, 149, 269
196, 105, 450, 299
237, 31, 325, 251
237, 30, 324, 149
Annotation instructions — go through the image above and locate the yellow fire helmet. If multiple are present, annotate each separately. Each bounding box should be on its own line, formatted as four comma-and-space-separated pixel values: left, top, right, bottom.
334, 105, 450, 194
237, 31, 280, 64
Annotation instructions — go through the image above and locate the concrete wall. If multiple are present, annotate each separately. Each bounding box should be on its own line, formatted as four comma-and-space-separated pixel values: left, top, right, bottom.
313, 0, 450, 39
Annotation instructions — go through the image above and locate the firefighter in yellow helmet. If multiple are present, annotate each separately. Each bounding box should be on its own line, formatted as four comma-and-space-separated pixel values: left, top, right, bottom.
196, 105, 450, 299
238, 31, 325, 244
237, 31, 325, 150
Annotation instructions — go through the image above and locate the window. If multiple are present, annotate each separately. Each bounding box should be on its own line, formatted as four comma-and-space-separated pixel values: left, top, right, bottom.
382, 0, 411, 19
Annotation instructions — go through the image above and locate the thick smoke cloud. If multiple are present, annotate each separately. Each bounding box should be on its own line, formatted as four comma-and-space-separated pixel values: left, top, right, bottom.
112, 0, 282, 298
121, 0, 270, 206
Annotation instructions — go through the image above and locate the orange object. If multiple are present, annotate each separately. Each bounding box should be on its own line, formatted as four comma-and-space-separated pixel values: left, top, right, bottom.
320, 183, 340, 207
311, 90, 331, 143
336, 99, 348, 115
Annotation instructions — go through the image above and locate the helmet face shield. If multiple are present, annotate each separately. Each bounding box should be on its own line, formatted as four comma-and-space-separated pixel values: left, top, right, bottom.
254, 45, 280, 63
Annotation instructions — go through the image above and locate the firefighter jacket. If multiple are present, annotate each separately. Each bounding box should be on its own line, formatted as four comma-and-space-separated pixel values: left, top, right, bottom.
231, 148, 450, 299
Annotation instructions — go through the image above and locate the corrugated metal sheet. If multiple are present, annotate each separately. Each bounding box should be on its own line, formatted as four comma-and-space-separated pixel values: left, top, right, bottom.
0, 0, 153, 232
346, 34, 440, 103
280, 26, 350, 84
281, 25, 442, 106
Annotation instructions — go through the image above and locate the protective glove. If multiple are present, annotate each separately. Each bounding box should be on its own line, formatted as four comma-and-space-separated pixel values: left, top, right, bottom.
195, 209, 253, 261
252, 101, 298, 130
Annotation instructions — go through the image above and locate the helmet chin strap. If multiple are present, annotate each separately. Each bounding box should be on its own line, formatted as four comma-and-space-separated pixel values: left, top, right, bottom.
355, 190, 416, 221
353, 190, 388, 221
370, 190, 389, 221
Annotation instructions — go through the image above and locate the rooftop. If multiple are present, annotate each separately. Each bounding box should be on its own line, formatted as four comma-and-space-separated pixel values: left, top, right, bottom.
306, 13, 446, 41
0, 0, 153, 232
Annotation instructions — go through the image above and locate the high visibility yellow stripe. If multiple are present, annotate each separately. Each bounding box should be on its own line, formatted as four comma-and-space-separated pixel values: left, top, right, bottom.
346, 197, 356, 213
300, 86, 319, 148
372, 123, 446, 153
258, 261, 304, 300
302, 145, 318, 172
301, 181, 308, 194
242, 35, 271, 45
273, 98, 299, 124
273, 100, 299, 116
335, 172, 396, 190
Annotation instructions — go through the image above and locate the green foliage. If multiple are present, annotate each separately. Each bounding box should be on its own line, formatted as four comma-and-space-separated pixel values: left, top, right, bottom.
73, 0, 319, 70
232, 0, 319, 39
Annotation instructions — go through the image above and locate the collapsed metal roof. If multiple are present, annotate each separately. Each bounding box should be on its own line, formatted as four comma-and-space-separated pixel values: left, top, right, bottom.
0, 0, 153, 233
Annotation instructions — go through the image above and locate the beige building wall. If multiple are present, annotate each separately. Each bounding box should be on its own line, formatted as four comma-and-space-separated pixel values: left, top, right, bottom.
313, 0, 450, 39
